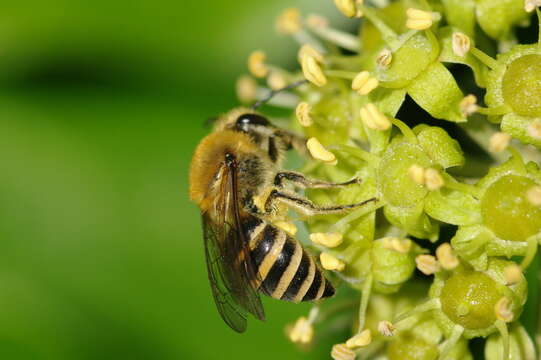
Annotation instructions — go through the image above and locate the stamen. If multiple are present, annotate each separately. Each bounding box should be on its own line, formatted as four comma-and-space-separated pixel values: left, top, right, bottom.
488, 132, 511, 153
267, 71, 288, 90
452, 32, 471, 57
236, 75, 258, 103
425, 168, 444, 191
320, 252, 346, 271
435, 243, 459, 270
331, 343, 356, 360
276, 8, 302, 35
503, 264, 523, 285
527, 121, 541, 139
305, 15, 360, 52
307, 137, 338, 165
378, 320, 395, 337
495, 297, 514, 322
275, 221, 298, 236
298, 44, 324, 63
301, 55, 328, 87
310, 232, 344, 248
360, 103, 391, 131
406, 8, 438, 30
346, 329, 372, 349
334, 0, 357, 18
382, 237, 412, 253
248, 50, 270, 78
352, 71, 379, 95
525, 0, 541, 12
408, 164, 425, 185
415, 254, 440, 275
296, 102, 313, 127
526, 186, 541, 206
376, 48, 392, 69
459, 94, 478, 117
288, 316, 314, 344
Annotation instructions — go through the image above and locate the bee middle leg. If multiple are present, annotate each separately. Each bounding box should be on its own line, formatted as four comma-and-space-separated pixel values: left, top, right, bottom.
274, 171, 361, 189
264, 189, 377, 217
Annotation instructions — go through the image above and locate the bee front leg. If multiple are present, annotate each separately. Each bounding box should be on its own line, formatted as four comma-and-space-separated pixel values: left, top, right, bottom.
274, 171, 361, 189
264, 189, 377, 217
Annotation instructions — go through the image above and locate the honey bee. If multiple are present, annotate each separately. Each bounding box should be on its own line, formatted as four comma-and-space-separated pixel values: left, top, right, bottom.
189, 108, 375, 332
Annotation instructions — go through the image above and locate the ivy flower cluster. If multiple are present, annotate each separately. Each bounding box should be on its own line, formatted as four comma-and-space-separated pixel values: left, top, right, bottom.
235, 1, 541, 359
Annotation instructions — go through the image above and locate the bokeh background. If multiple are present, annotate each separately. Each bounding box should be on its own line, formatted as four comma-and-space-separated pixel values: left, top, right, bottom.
0, 1, 356, 359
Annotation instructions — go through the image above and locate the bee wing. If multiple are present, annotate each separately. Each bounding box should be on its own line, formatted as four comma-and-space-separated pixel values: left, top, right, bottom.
201, 160, 265, 333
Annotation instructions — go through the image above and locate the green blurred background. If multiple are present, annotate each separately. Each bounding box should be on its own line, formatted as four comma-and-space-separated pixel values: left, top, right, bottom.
0, 1, 354, 359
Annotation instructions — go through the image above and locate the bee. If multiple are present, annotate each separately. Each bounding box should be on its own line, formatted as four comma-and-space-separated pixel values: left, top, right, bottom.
189, 108, 376, 333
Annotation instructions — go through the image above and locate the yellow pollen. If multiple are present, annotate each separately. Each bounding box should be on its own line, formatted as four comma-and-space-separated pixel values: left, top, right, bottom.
306, 14, 329, 28
301, 55, 327, 87
504, 264, 523, 285
236, 75, 258, 104
460, 94, 478, 117
306, 137, 337, 165
527, 121, 541, 139
408, 164, 426, 185
489, 132, 511, 153
296, 102, 313, 127
382, 237, 412, 253
378, 320, 395, 337
346, 329, 372, 349
298, 44, 324, 63
415, 254, 440, 275
376, 48, 392, 68
320, 252, 346, 271
276, 8, 302, 34
275, 221, 298, 236
352, 71, 379, 95
495, 297, 514, 322
360, 103, 391, 131
331, 343, 356, 360
526, 186, 541, 206
248, 50, 269, 78
435, 243, 459, 270
310, 232, 344, 248
452, 32, 471, 57
267, 71, 288, 90
334, 0, 357, 18
406, 8, 436, 30
288, 316, 314, 344
425, 168, 444, 191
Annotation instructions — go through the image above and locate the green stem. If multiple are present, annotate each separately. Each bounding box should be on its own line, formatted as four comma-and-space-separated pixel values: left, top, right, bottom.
329, 200, 385, 233
394, 298, 441, 324
494, 320, 510, 360
391, 118, 418, 143
470, 47, 499, 70
476, 104, 512, 116
520, 237, 538, 270
358, 274, 373, 331
324, 70, 357, 80
359, 5, 399, 49
442, 173, 483, 199
438, 325, 465, 360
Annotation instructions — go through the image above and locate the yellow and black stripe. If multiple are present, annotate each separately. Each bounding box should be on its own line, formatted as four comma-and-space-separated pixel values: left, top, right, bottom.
244, 216, 334, 303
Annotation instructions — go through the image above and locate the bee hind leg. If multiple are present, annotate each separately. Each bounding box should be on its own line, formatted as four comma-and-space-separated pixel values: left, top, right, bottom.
274, 171, 361, 189
264, 189, 377, 217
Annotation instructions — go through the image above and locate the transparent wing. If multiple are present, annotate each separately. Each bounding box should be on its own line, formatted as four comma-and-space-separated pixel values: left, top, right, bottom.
200, 159, 265, 332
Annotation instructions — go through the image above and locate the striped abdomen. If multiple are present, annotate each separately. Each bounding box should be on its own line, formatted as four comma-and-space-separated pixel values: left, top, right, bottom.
243, 216, 335, 302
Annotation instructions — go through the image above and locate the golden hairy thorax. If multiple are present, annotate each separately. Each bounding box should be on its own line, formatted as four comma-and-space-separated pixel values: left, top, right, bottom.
189, 130, 266, 213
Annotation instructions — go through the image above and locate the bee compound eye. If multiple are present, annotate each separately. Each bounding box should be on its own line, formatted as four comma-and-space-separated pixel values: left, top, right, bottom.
235, 113, 270, 130
224, 152, 236, 164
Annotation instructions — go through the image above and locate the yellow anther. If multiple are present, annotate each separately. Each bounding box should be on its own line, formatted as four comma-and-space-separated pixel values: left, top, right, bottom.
415, 254, 440, 275
355, 0, 364, 17
382, 237, 412, 254
310, 232, 344, 248
267, 71, 288, 90
334, 0, 357, 18
435, 243, 459, 270
288, 316, 314, 344
346, 329, 372, 349
301, 55, 327, 87
527, 121, 541, 139
460, 94, 478, 117
378, 320, 395, 337
504, 264, 523, 285
376, 48, 392, 68
306, 137, 337, 165
248, 50, 270, 78
359, 103, 391, 131
320, 252, 346, 271
406, 8, 437, 30
526, 186, 541, 206
352, 71, 379, 95
275, 221, 298, 236
276, 8, 302, 34
331, 343, 356, 360
452, 32, 471, 57
306, 14, 329, 28
296, 102, 313, 127
408, 164, 426, 185
525, 0, 541, 12
236, 75, 258, 104
298, 44, 324, 63
495, 297, 514, 323
489, 132, 511, 153
425, 168, 445, 191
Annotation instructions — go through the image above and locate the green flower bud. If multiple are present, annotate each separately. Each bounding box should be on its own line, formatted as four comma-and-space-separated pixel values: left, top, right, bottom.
475, 0, 529, 40
371, 238, 418, 290
501, 54, 541, 118
386, 333, 439, 360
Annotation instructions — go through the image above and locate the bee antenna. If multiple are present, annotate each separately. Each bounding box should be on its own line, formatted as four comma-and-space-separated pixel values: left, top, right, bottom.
251, 79, 308, 110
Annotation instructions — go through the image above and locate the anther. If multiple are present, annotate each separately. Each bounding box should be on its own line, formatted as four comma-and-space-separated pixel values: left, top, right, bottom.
267, 71, 288, 90
360, 103, 391, 131
346, 329, 372, 349
288, 316, 314, 344
382, 237, 412, 253
320, 252, 346, 271
334, 0, 357, 18
408, 164, 426, 185
460, 94, 478, 117
276, 8, 302, 35
298, 44, 325, 63
248, 50, 270, 78
352, 71, 379, 95
275, 221, 298, 236
406, 8, 438, 30
526, 186, 541, 206
301, 55, 327, 87
415, 254, 440, 275
527, 121, 541, 139
452, 32, 471, 57
495, 297, 514, 323
376, 48, 392, 69
424, 168, 444, 191
236, 75, 258, 104
296, 102, 313, 127
489, 132, 511, 153
504, 264, 523, 285
525, 0, 541, 12
436, 243, 459, 270
310, 232, 344, 248
377, 320, 395, 337
331, 343, 356, 360
306, 137, 337, 165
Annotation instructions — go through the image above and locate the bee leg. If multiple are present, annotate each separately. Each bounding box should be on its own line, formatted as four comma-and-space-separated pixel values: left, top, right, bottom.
264, 189, 377, 217
274, 171, 361, 189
